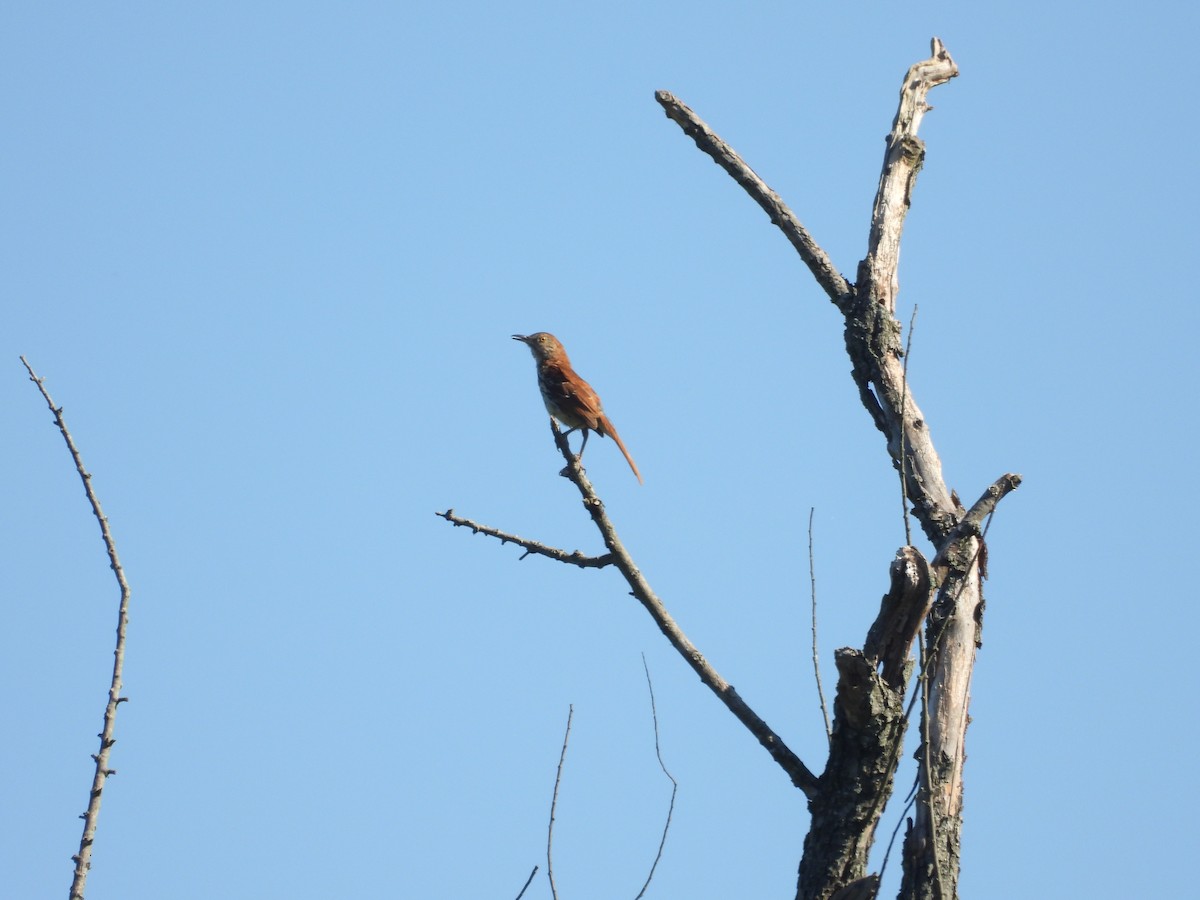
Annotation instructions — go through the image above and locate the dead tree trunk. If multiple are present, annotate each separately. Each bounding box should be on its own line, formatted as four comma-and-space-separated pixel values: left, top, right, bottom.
442, 38, 1020, 900
657, 39, 1020, 899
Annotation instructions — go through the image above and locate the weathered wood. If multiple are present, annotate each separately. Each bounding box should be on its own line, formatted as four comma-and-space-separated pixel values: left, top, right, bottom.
659, 37, 1022, 900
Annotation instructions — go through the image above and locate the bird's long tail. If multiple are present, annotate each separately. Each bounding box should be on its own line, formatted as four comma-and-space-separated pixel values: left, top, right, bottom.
600, 416, 643, 484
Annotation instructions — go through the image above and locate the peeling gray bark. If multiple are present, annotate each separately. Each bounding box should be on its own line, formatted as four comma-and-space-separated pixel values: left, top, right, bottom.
658, 38, 1022, 900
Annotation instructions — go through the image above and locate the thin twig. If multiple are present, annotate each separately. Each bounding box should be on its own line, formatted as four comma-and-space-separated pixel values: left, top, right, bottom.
546, 420, 820, 798
20, 357, 132, 900
918, 639, 946, 900
808, 509, 831, 743
899, 306, 918, 547
547, 705, 573, 900
634, 655, 677, 900
436, 509, 614, 568
514, 865, 539, 900
877, 785, 917, 885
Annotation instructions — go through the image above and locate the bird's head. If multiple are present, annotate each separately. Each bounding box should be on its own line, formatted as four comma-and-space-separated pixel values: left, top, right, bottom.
512, 332, 567, 363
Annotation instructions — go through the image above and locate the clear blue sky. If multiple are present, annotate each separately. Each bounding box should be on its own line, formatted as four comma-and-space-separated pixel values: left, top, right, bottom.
4, 3, 1196, 898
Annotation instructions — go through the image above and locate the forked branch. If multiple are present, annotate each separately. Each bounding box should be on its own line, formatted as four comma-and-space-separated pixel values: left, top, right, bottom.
657, 37, 1020, 900
656, 39, 970, 547
438, 420, 822, 798
436, 508, 614, 568
545, 421, 820, 797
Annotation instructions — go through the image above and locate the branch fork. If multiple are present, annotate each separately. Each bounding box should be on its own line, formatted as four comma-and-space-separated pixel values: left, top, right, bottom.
445, 37, 1020, 900
442, 419, 820, 797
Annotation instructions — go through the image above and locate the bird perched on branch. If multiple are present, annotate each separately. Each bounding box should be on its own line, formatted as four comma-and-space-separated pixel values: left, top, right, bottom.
512, 332, 642, 484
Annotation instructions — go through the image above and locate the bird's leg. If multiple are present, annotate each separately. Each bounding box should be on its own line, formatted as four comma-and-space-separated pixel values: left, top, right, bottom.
553, 425, 589, 479
556, 425, 590, 461
558, 424, 579, 454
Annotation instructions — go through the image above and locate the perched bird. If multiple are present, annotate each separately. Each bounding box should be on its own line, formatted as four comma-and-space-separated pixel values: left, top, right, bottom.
512, 332, 643, 484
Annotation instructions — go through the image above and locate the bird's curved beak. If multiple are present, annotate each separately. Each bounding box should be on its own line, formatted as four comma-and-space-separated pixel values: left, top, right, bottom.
512, 334, 531, 344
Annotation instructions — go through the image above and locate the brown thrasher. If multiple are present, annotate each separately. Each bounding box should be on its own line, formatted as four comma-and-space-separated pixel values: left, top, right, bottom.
513, 332, 643, 484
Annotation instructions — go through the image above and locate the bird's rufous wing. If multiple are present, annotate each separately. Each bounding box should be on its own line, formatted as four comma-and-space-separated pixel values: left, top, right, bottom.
544, 362, 605, 429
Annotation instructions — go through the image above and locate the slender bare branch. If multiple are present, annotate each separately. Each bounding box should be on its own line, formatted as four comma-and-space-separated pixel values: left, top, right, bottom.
20, 357, 132, 900
916, 638, 946, 900
655, 90, 853, 311
547, 705, 572, 900
634, 656, 677, 900
899, 305, 919, 547
877, 782, 915, 886
808, 509, 832, 743
514, 865, 538, 900
547, 420, 821, 798
436, 509, 614, 568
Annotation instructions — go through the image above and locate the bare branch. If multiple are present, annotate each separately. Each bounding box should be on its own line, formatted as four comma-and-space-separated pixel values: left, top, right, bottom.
654, 90, 853, 311
436, 509, 614, 568
547, 705, 573, 900
916, 636, 947, 900
863, 37, 959, 316
899, 305, 919, 547
634, 656, 677, 900
808, 509, 832, 743
847, 37, 961, 546
547, 420, 821, 798
877, 782, 915, 887
656, 42, 965, 547
20, 357, 132, 900
935, 473, 1022, 561
514, 866, 538, 900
